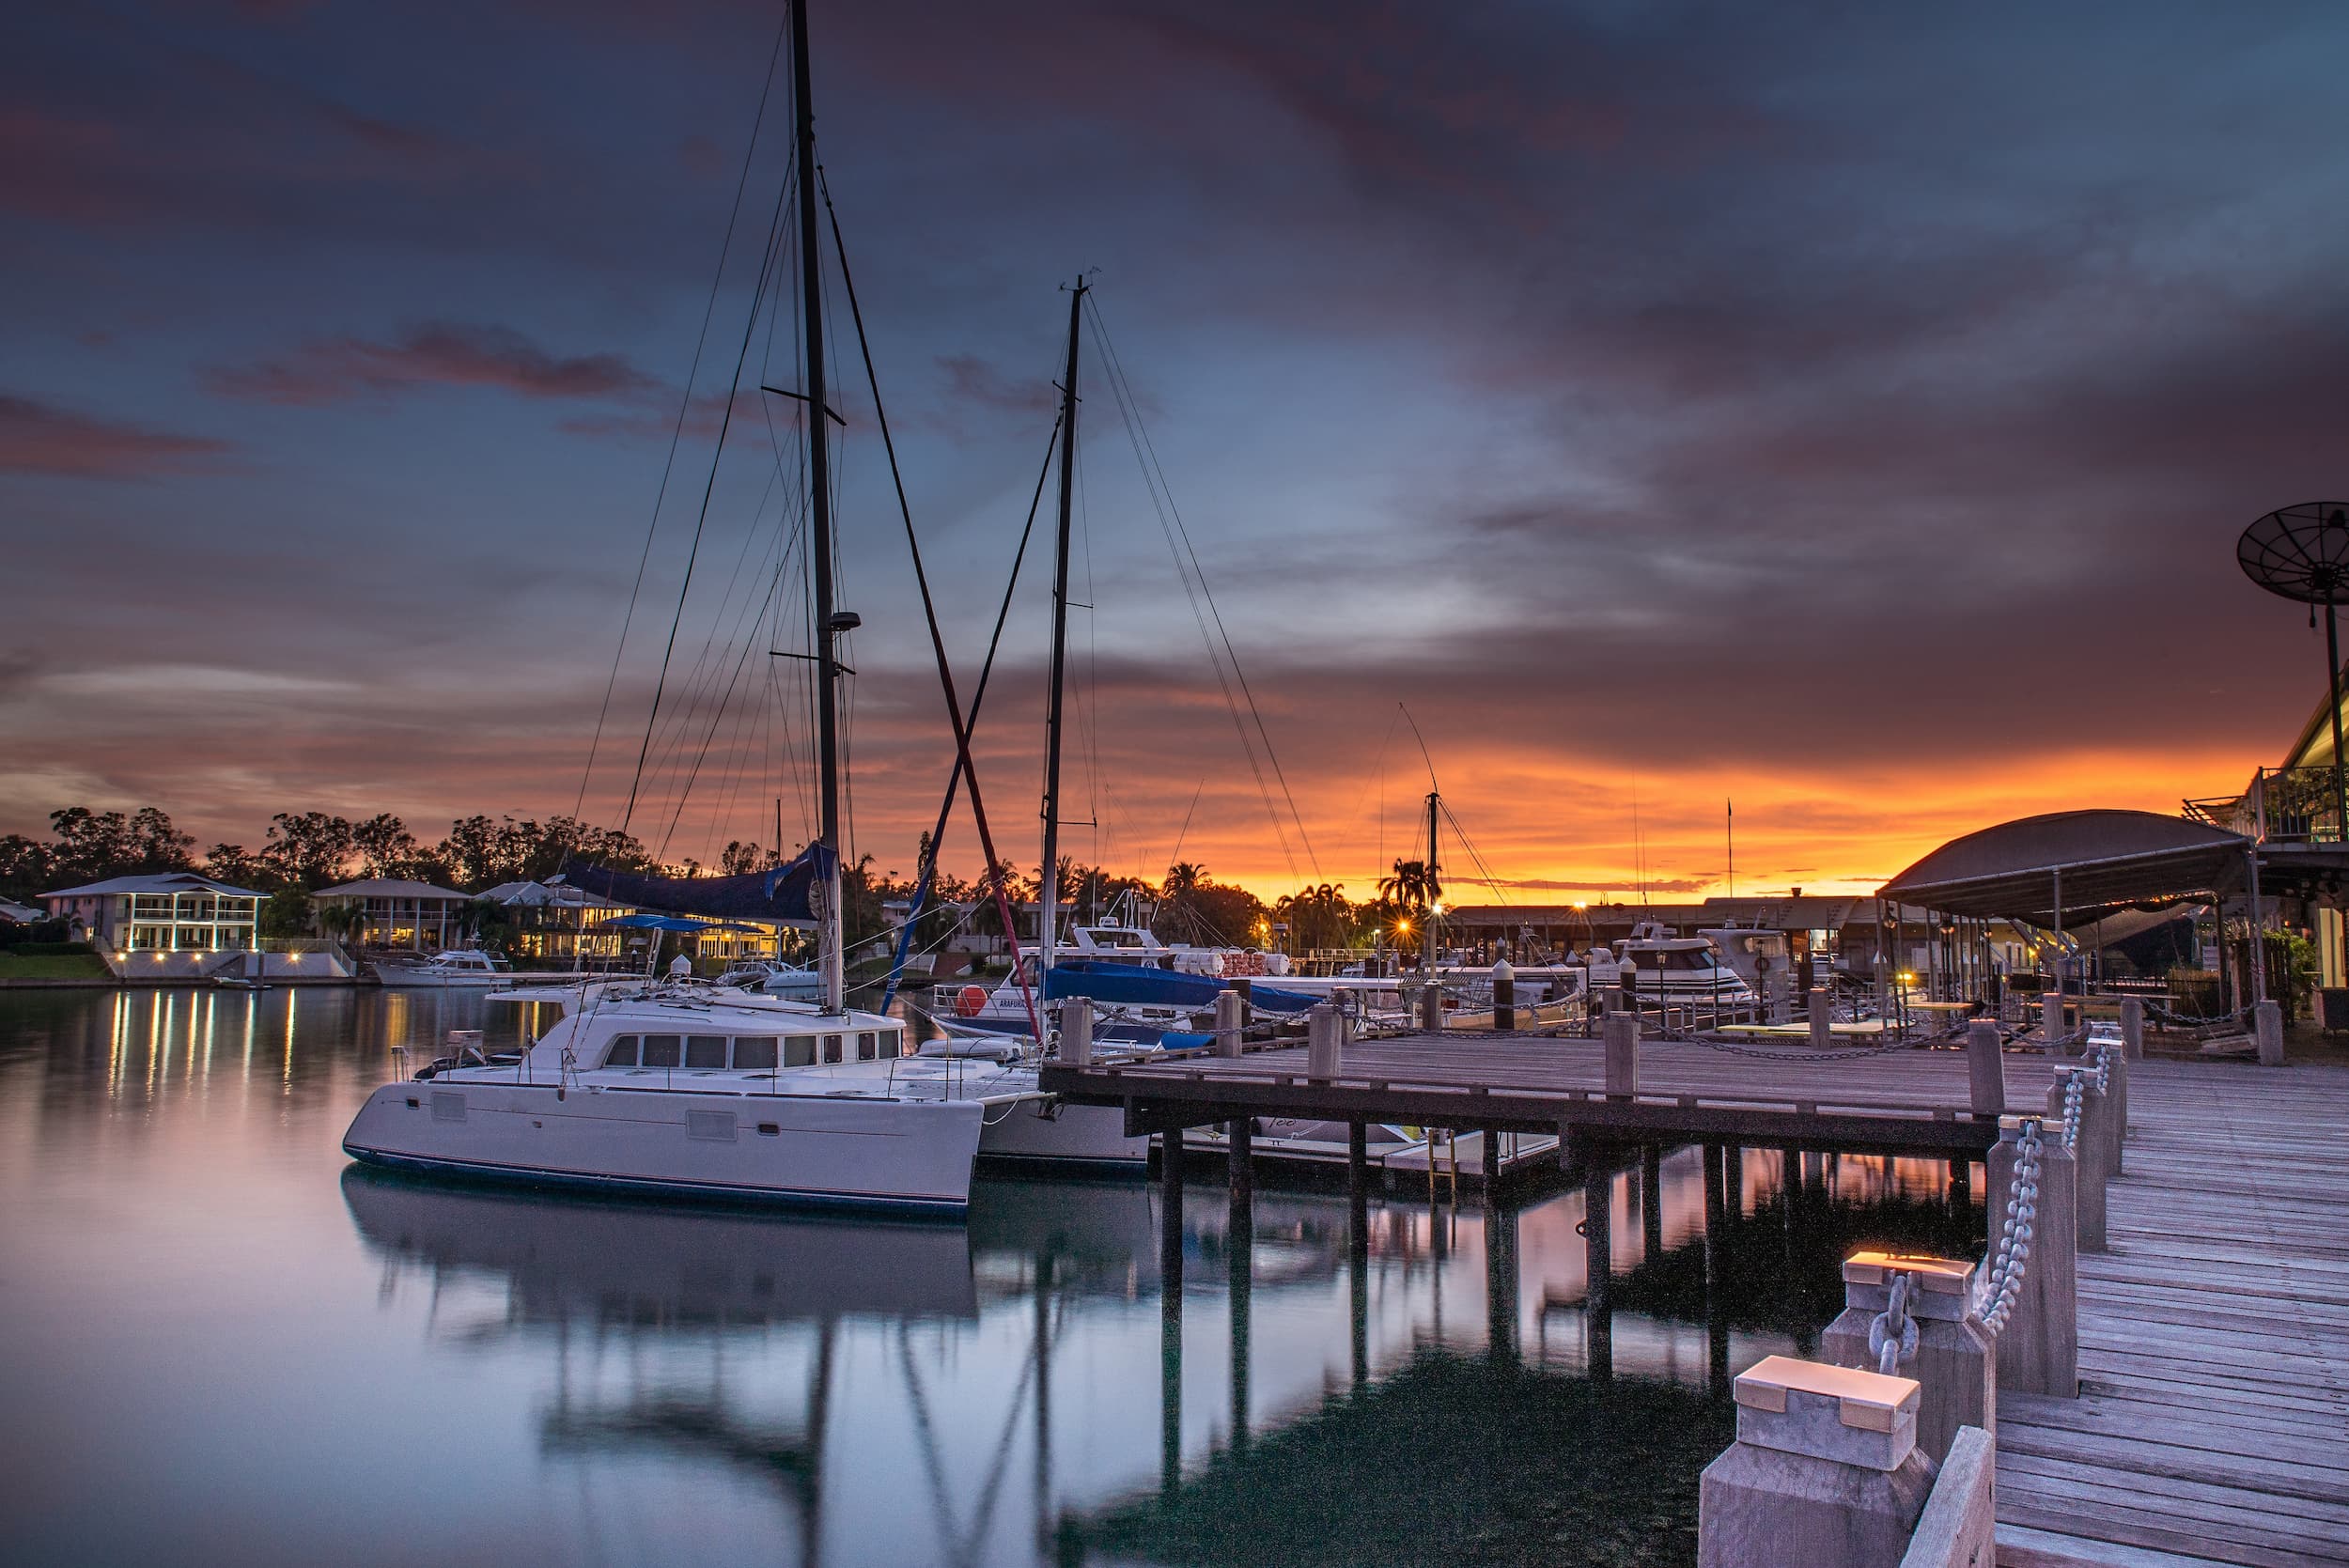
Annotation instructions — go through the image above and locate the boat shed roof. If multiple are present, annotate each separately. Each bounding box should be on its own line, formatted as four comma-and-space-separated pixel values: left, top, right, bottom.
312, 877, 469, 901
42, 871, 268, 901
1879, 810, 2253, 922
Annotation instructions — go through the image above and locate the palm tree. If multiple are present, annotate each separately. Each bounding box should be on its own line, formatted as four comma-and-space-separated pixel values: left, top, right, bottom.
1378, 858, 1439, 914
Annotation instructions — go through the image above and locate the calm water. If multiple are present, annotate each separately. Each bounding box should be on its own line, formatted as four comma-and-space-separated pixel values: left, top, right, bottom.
0, 989, 1982, 1568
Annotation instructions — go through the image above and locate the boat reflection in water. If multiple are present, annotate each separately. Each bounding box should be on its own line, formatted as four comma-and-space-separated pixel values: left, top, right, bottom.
338, 1141, 1980, 1567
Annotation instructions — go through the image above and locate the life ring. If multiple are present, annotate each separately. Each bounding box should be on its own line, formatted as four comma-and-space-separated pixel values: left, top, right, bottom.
956, 985, 988, 1018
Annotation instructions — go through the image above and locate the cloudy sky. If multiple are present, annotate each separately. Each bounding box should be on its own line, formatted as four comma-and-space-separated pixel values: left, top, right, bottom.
7, 0, 2348, 899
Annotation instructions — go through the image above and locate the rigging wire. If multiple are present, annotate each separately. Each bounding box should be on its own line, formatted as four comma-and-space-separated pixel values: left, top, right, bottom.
1081, 292, 1320, 884
817, 166, 1037, 1037
618, 150, 798, 839
575, 12, 788, 829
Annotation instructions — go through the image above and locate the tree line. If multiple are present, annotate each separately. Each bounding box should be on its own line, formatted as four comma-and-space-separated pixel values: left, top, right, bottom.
2, 804, 1444, 955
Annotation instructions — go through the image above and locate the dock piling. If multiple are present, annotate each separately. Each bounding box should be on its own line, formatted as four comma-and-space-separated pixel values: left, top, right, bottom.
1213, 989, 1243, 1059
2042, 989, 2065, 1053
1697, 1357, 1935, 1568
1808, 986, 1831, 1050
1417, 981, 1443, 1032
2117, 996, 2144, 1063
1822, 1251, 1992, 1466
1988, 1115, 2077, 1397
1493, 958, 1516, 1032
2047, 1068, 2110, 1251
2254, 998, 2284, 1065
1060, 997, 1093, 1067
1604, 1013, 1639, 1098
1305, 1002, 1342, 1081
1964, 1019, 2005, 1117
1641, 1144, 1664, 1262
1583, 1158, 1613, 1379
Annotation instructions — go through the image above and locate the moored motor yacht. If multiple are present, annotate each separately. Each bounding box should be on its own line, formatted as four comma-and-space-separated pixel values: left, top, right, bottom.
374, 949, 522, 987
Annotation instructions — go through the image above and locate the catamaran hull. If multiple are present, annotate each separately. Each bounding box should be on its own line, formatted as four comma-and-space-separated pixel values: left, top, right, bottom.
342, 1081, 983, 1212
977, 1098, 1148, 1168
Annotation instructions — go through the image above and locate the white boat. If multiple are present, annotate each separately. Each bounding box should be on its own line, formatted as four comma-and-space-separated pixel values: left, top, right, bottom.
708, 957, 823, 1000
343, 986, 1047, 1211
1579, 921, 1757, 1009
374, 950, 522, 988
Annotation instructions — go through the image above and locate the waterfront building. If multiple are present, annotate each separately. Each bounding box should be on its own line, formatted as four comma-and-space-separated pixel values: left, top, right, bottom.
40, 872, 265, 952
311, 878, 472, 951
476, 879, 632, 961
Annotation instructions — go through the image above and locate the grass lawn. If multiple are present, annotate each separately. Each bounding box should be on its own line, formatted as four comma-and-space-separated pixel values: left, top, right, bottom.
0, 951, 117, 981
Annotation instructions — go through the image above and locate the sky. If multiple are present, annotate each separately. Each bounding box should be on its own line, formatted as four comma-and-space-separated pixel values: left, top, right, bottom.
7, 0, 2349, 902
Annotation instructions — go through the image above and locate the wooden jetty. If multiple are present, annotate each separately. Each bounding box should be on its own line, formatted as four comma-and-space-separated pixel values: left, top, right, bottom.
1042, 1028, 2056, 1157
1995, 1058, 2349, 1567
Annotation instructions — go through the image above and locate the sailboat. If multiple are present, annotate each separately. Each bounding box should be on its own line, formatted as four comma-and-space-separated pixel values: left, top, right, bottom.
341, 0, 1052, 1211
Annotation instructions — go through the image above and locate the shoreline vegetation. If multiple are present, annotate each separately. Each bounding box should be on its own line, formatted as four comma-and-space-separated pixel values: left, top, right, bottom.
1, 804, 1432, 959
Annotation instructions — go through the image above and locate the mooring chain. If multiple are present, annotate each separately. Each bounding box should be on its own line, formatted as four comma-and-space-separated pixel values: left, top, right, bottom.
2058, 1068, 2087, 1152
1978, 1116, 2043, 1337
1641, 1018, 1970, 1063
2090, 1041, 2112, 1094
1869, 1270, 1920, 1376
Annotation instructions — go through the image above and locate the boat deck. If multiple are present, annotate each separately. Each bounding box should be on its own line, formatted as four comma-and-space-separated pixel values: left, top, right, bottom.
1995, 1058, 2349, 1567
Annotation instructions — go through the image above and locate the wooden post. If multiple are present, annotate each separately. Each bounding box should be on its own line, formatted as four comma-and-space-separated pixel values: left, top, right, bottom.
1987, 1116, 2077, 1398
1641, 1144, 1664, 1262
1698, 1358, 1934, 1568
1822, 1251, 1993, 1466
1418, 979, 1444, 1032
2047, 1070, 2110, 1252
1227, 1115, 1252, 1451
2102, 1043, 2129, 1175
1492, 957, 1516, 1031
1964, 1018, 2005, 1117
1808, 986, 1832, 1050
1060, 996, 1093, 1066
1348, 1125, 1370, 1388
2118, 996, 2145, 1063
1306, 1001, 1342, 1080
1159, 1128, 1186, 1494
1583, 1159, 1613, 1379
1214, 987, 1243, 1059
1232, 974, 1252, 1029
1604, 1012, 1639, 1098
2254, 998, 2284, 1066
2041, 987, 2065, 1053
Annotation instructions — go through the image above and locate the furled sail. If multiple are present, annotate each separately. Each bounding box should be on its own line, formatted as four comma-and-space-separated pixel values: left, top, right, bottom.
561, 842, 836, 925
1041, 959, 1319, 1015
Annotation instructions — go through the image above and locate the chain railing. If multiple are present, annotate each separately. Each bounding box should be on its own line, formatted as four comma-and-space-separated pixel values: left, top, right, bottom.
1977, 1116, 2043, 1337
2058, 1069, 2086, 1152
1870, 1271, 1920, 1376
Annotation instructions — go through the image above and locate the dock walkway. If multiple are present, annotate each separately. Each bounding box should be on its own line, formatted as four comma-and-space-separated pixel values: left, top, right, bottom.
1044, 1030, 2056, 1156
1997, 1059, 2349, 1567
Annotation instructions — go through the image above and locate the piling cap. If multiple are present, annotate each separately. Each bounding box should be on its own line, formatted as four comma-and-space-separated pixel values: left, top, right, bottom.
1734, 1356, 1921, 1470
1492, 958, 1514, 979
1843, 1250, 1976, 1321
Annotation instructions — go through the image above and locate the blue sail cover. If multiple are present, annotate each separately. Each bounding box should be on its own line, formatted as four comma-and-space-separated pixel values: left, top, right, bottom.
561, 842, 836, 924
1041, 959, 1319, 1015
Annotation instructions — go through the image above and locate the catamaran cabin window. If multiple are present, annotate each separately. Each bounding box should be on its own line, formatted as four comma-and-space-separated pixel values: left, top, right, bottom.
642, 1034, 683, 1068
731, 1037, 779, 1071
821, 1033, 843, 1063
685, 1034, 728, 1069
785, 1035, 817, 1067
856, 1032, 877, 1061
602, 1035, 641, 1067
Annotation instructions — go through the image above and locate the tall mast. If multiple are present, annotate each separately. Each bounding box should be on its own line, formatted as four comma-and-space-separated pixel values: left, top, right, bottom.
1038, 277, 1085, 978
793, 0, 847, 1012
1423, 788, 1439, 974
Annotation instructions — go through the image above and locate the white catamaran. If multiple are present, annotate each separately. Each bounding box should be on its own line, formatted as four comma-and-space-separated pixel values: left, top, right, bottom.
343, 0, 1075, 1209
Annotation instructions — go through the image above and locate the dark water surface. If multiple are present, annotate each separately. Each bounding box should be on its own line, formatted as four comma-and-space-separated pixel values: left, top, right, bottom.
0, 989, 1983, 1567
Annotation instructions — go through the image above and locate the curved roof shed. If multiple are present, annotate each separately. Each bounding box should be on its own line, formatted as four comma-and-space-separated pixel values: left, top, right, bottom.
1879, 810, 2254, 923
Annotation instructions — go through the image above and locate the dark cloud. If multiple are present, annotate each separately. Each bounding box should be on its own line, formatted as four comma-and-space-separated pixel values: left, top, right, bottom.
0, 395, 231, 479
208, 322, 661, 405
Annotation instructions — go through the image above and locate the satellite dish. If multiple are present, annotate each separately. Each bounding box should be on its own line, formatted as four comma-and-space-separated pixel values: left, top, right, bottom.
2239, 502, 2349, 844
2237, 503, 2349, 604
